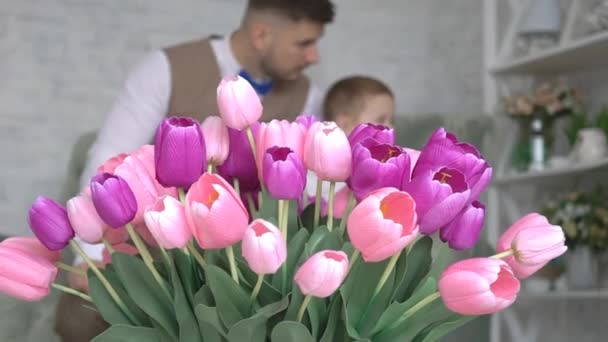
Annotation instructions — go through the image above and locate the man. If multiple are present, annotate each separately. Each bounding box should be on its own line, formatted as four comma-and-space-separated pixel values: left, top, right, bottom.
55, 1, 335, 340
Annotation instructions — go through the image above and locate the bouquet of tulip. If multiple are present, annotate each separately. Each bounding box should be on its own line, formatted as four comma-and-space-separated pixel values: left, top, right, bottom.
1, 76, 568, 341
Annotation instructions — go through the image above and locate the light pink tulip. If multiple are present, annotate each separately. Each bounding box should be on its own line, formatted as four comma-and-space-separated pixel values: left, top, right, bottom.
217, 75, 263, 130
256, 119, 306, 177
67, 191, 109, 243
114, 154, 161, 224
185, 173, 249, 249
304, 121, 352, 182
333, 186, 352, 219
96, 153, 128, 173
144, 196, 192, 249
439, 258, 520, 315
241, 219, 287, 274
0, 237, 61, 263
131, 145, 178, 198
294, 249, 349, 298
0, 246, 58, 301
201, 116, 230, 166
347, 187, 418, 262
497, 213, 567, 278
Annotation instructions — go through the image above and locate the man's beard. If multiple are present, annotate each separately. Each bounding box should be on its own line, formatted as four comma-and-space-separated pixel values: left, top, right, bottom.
260, 57, 301, 82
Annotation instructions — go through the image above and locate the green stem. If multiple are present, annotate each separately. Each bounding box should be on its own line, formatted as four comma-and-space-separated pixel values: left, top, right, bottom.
69, 240, 141, 325
55, 262, 86, 276
246, 127, 258, 166
188, 241, 207, 268
282, 200, 290, 239
327, 182, 336, 232
52, 283, 92, 302
296, 295, 313, 323
338, 192, 356, 236
207, 163, 214, 174
348, 250, 360, 274
102, 238, 115, 254
233, 178, 241, 197
126, 224, 173, 301
226, 245, 239, 284
246, 192, 257, 218
387, 292, 441, 331
373, 250, 402, 298
278, 199, 285, 234
250, 274, 264, 300
491, 249, 514, 259
178, 188, 186, 203
313, 179, 323, 227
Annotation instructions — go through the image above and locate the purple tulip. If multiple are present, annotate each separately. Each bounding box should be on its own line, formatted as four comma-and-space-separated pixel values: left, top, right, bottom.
90, 173, 137, 228
440, 201, 485, 250
154, 116, 206, 188
402, 167, 471, 235
349, 139, 410, 200
263, 146, 306, 200
217, 125, 261, 192
295, 114, 319, 129
413, 128, 492, 203
348, 123, 395, 147
27, 196, 74, 250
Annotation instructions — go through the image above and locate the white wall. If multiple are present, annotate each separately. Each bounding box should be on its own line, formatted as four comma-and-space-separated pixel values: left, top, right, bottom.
0, 0, 483, 236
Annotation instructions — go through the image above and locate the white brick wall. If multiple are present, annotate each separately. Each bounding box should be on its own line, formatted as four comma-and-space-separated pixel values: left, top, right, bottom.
0, 0, 483, 236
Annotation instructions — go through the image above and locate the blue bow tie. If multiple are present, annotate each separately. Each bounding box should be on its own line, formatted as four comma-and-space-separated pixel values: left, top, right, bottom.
238, 70, 273, 96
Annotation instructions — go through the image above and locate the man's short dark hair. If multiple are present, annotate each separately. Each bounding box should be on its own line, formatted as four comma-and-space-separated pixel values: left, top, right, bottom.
247, 0, 335, 24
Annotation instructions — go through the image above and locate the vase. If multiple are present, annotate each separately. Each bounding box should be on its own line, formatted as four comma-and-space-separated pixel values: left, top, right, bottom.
566, 247, 598, 289
570, 128, 608, 162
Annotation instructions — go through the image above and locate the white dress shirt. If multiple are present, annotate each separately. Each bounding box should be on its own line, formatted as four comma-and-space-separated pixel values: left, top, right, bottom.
76, 37, 322, 261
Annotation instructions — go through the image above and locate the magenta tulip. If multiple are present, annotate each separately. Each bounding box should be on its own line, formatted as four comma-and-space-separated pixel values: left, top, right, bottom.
27, 196, 74, 251
440, 201, 486, 250
439, 258, 520, 315
256, 119, 306, 178
348, 123, 395, 147
144, 196, 192, 249
217, 125, 261, 193
263, 146, 307, 200
241, 219, 287, 274
90, 173, 137, 228
201, 115, 230, 166
295, 114, 319, 130
347, 188, 418, 262
294, 250, 349, 298
304, 121, 352, 182
154, 116, 206, 188
0, 246, 58, 301
217, 75, 263, 130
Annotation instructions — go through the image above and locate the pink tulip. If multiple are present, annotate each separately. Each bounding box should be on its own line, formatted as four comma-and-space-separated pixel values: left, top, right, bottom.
97, 153, 128, 173
241, 219, 287, 274
294, 250, 349, 298
439, 258, 520, 315
217, 75, 263, 130
0, 237, 61, 263
144, 196, 192, 249
333, 186, 352, 219
131, 145, 178, 198
0, 246, 58, 301
497, 213, 567, 278
295, 114, 318, 130
347, 188, 418, 262
67, 191, 109, 244
256, 119, 306, 177
201, 116, 230, 166
304, 121, 352, 182
185, 173, 249, 249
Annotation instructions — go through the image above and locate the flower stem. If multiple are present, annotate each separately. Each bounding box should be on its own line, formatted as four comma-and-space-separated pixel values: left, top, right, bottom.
246, 127, 258, 166
226, 245, 239, 284
102, 238, 114, 254
178, 188, 186, 203
52, 283, 92, 302
233, 178, 241, 197
69, 240, 141, 325
278, 199, 285, 234
55, 262, 86, 276
246, 192, 257, 218
327, 182, 336, 232
250, 274, 264, 300
207, 163, 214, 174
348, 250, 360, 274
188, 241, 206, 267
282, 200, 290, 239
387, 292, 441, 331
373, 250, 402, 298
491, 249, 514, 259
126, 224, 173, 301
296, 295, 312, 323
313, 179, 323, 227
338, 192, 356, 236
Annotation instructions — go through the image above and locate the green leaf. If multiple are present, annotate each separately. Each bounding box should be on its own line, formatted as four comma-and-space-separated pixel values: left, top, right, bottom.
92, 324, 161, 342
168, 253, 203, 342
272, 229, 309, 294
271, 321, 315, 342
306, 297, 327, 339
194, 304, 227, 339
299, 203, 327, 232
172, 249, 203, 305
227, 314, 267, 342
88, 269, 131, 325
412, 314, 476, 342
392, 237, 433, 303
111, 253, 178, 340
319, 296, 342, 342
303, 226, 343, 258
204, 264, 250, 329
193, 285, 215, 307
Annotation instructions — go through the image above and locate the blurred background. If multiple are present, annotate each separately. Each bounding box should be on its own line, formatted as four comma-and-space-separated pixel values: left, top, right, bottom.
1, 0, 608, 341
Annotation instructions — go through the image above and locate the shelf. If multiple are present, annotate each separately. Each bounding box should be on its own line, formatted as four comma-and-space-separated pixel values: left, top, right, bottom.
519, 289, 608, 300
492, 156, 608, 186
490, 31, 608, 75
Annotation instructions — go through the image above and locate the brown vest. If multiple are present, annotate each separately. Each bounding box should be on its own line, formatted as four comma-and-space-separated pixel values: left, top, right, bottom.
164, 37, 310, 123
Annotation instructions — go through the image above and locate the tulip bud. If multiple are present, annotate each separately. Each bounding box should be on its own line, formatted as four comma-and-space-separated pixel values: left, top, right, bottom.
154, 116, 206, 188
263, 146, 307, 200
144, 196, 192, 249
201, 115, 230, 166
217, 126, 261, 193
241, 219, 287, 274
0, 246, 58, 301
304, 121, 352, 182
67, 191, 109, 243
256, 120, 305, 178
348, 123, 395, 147
294, 250, 349, 298
217, 75, 263, 130
440, 201, 486, 250
27, 196, 74, 250
90, 173, 137, 228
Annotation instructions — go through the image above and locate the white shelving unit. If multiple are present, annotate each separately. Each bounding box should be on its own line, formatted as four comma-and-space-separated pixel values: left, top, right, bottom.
484, 1, 608, 342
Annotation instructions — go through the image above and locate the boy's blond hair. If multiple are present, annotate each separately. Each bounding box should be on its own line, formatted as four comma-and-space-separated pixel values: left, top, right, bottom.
323, 76, 393, 121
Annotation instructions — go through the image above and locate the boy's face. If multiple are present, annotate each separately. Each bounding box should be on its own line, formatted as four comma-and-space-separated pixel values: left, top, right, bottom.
338, 94, 395, 134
